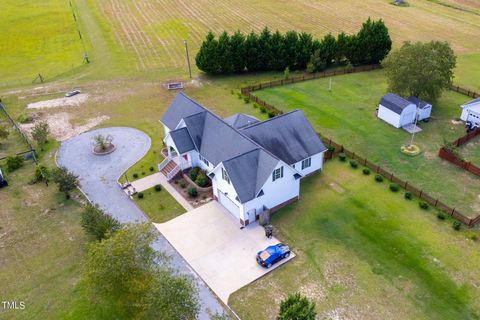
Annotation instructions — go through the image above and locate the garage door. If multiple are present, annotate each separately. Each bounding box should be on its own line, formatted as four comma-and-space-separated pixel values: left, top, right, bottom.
217, 190, 240, 220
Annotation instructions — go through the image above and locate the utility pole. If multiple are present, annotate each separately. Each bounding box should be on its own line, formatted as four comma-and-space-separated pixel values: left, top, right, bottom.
183, 40, 192, 78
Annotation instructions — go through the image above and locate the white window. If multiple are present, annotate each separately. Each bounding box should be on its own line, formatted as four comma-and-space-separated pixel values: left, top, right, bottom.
301, 157, 312, 170
221, 167, 230, 184
272, 166, 283, 181
199, 154, 209, 167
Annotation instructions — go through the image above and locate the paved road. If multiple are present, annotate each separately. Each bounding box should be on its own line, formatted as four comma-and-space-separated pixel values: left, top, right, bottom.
57, 127, 227, 319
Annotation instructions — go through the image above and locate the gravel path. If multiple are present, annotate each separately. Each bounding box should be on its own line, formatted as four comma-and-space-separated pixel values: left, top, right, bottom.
57, 127, 226, 319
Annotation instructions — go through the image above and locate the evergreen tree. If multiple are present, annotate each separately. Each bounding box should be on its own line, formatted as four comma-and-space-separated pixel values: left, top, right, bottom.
269, 30, 286, 71
258, 27, 273, 71
244, 31, 261, 72
195, 32, 220, 74
356, 18, 392, 64
344, 34, 362, 66
308, 49, 327, 72
297, 32, 314, 69
217, 31, 234, 73
335, 32, 349, 64
277, 293, 316, 320
230, 30, 246, 73
321, 33, 337, 66
283, 30, 299, 69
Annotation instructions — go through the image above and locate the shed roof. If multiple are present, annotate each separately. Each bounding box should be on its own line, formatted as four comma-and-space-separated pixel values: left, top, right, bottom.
407, 96, 431, 109
380, 93, 413, 115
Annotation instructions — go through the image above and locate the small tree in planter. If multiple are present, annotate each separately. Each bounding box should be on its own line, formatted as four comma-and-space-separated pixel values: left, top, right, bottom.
195, 171, 209, 187
93, 134, 114, 154
188, 187, 198, 197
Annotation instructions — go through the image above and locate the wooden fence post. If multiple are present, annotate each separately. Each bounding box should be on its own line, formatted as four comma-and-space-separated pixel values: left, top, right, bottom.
404, 181, 408, 189
419, 190, 423, 198
390, 173, 393, 181
434, 199, 438, 207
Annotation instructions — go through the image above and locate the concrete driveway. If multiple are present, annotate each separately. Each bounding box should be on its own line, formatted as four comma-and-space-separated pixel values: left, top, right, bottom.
57, 127, 226, 319
155, 201, 295, 304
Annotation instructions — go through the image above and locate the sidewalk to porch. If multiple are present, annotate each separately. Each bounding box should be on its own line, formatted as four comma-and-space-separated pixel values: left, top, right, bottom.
130, 173, 194, 211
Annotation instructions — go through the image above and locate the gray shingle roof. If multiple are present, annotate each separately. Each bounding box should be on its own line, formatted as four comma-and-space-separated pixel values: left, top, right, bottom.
380, 93, 412, 114
169, 127, 195, 154
240, 110, 327, 165
223, 149, 278, 203
161, 93, 326, 202
161, 93, 206, 130
407, 96, 431, 109
224, 113, 259, 129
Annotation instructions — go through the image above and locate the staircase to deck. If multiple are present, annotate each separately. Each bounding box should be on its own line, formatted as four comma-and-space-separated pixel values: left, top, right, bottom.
160, 160, 180, 180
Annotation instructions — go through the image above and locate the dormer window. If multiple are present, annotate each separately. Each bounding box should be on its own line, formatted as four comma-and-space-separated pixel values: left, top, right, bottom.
301, 157, 311, 169
272, 166, 284, 181
221, 167, 230, 184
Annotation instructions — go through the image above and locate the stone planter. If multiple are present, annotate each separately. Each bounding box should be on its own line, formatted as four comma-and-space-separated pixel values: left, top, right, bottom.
92, 143, 116, 155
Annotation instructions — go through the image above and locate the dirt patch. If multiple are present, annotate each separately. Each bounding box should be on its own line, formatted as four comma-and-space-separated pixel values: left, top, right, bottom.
329, 182, 345, 193
20, 112, 109, 141
451, 119, 464, 125
27, 94, 88, 109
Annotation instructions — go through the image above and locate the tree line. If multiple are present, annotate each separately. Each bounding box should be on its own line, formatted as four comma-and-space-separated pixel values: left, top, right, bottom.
195, 18, 392, 74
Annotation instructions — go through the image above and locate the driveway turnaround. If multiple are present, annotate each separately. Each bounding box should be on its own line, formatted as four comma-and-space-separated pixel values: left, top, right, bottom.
155, 201, 295, 304
57, 127, 226, 319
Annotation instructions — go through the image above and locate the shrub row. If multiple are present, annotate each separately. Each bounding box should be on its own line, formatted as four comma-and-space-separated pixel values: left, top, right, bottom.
196, 18, 391, 74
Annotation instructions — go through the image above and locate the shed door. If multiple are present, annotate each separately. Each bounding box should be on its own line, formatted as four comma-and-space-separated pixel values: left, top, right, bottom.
401, 112, 415, 126
218, 190, 240, 219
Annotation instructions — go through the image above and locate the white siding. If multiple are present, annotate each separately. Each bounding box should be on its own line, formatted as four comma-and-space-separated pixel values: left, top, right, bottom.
418, 105, 432, 121
211, 163, 246, 223
461, 108, 469, 121
292, 152, 324, 176
242, 162, 300, 224
378, 105, 401, 128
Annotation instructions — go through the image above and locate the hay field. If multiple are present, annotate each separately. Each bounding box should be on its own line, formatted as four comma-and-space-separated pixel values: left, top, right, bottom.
95, 0, 480, 71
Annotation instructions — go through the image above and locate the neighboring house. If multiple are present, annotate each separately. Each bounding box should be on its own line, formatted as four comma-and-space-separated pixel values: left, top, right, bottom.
460, 98, 480, 128
377, 93, 431, 128
160, 92, 327, 225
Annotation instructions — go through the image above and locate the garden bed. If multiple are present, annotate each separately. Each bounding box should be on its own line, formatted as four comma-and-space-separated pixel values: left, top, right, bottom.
170, 174, 213, 208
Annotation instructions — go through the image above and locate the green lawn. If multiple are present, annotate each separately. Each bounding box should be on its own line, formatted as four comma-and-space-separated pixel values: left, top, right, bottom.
254, 70, 480, 216
133, 186, 185, 223
0, 0, 87, 86
0, 147, 88, 320
458, 135, 480, 165
455, 53, 480, 91
230, 160, 480, 320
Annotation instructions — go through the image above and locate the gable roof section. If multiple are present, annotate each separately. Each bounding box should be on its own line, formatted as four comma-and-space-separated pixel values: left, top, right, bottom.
380, 93, 413, 115
407, 96, 431, 109
462, 98, 480, 109
222, 149, 278, 203
240, 110, 327, 165
224, 113, 259, 129
161, 92, 206, 130
196, 112, 259, 166
169, 127, 195, 154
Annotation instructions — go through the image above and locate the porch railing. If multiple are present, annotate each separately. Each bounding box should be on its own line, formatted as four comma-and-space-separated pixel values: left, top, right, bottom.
158, 157, 170, 172
166, 165, 180, 180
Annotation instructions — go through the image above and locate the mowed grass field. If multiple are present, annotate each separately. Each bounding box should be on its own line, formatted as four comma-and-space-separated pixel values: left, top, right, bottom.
0, 0, 86, 86
92, 0, 480, 73
254, 70, 480, 216
230, 160, 480, 320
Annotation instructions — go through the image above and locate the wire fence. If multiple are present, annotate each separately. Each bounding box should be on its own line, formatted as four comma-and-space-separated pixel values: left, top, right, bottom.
0, 102, 37, 163
240, 67, 480, 227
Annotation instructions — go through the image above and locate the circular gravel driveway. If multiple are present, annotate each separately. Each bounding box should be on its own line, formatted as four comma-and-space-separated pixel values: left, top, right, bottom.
57, 127, 151, 222
57, 127, 226, 318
